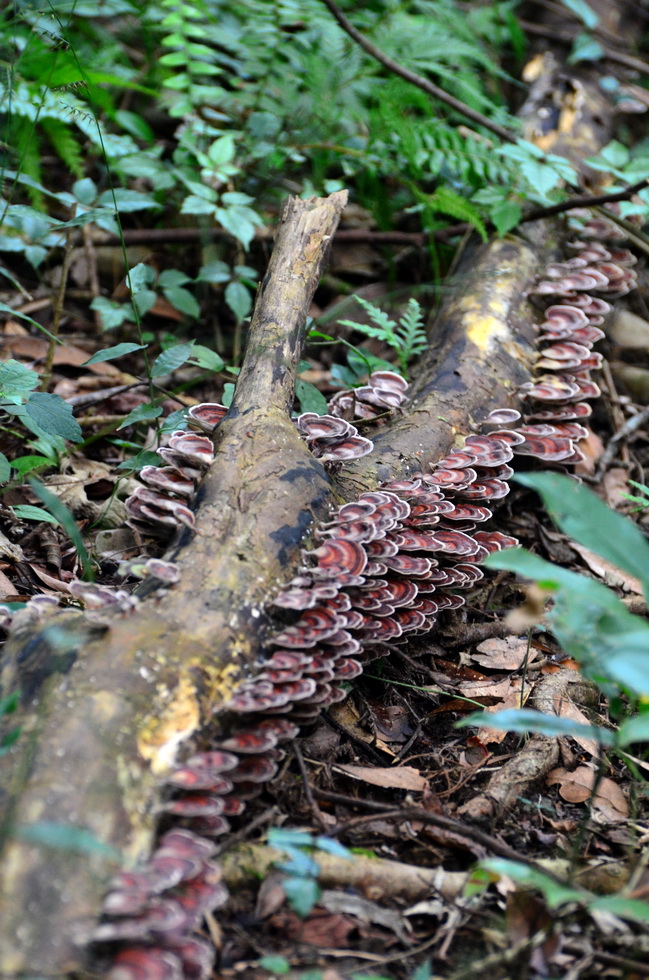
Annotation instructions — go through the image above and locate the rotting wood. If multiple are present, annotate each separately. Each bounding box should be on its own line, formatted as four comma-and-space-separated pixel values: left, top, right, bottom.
0, 191, 347, 976
0, 0, 633, 967
221, 843, 631, 903
0, 207, 554, 980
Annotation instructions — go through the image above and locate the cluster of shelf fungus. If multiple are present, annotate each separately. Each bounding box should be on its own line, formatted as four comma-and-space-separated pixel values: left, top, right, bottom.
3, 211, 636, 980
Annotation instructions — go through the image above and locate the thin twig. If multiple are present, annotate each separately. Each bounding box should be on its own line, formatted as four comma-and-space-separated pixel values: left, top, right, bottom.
313, 791, 576, 884
292, 741, 327, 831
524, 178, 649, 223
318, 0, 517, 144
519, 18, 649, 76
321, 709, 388, 765
595, 404, 649, 479
42, 206, 76, 387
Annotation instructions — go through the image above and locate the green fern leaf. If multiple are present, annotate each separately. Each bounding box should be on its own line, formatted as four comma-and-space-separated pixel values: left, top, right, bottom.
41, 118, 84, 179
422, 186, 488, 241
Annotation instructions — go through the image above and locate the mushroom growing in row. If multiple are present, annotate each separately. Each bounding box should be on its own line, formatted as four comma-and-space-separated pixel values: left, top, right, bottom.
328, 370, 409, 421
101, 211, 632, 979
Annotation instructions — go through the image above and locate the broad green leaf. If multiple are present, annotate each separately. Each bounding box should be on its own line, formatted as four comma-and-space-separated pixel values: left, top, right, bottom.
225, 281, 252, 321
568, 32, 604, 63
23, 393, 82, 443
222, 382, 235, 407
11, 455, 56, 477
296, 379, 328, 415
196, 261, 230, 284
277, 851, 319, 877
258, 956, 290, 976
313, 836, 352, 858
188, 345, 225, 372
484, 546, 620, 608
29, 479, 93, 579
163, 286, 200, 319
90, 297, 131, 331
282, 875, 321, 918
72, 177, 97, 204
116, 450, 162, 472
481, 858, 584, 908
514, 473, 649, 603
127, 262, 156, 294
82, 343, 146, 366
215, 206, 258, 249
158, 269, 191, 288
561, 0, 599, 30
15, 821, 120, 860
0, 727, 21, 756
411, 960, 432, 980
0, 452, 10, 483
0, 691, 18, 717
98, 189, 159, 213
181, 195, 217, 216
207, 134, 235, 166
114, 109, 154, 142
151, 343, 195, 378
590, 896, 649, 925
491, 199, 522, 236
11, 504, 60, 526
617, 713, 649, 747
117, 404, 163, 428
0, 360, 39, 405
456, 708, 615, 746
268, 828, 315, 849
53, 207, 117, 231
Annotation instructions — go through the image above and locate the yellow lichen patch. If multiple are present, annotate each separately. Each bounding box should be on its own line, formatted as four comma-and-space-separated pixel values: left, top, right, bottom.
200, 657, 243, 715
466, 312, 509, 350
137, 674, 200, 775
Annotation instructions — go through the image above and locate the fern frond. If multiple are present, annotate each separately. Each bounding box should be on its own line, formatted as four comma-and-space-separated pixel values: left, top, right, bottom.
41, 118, 84, 178
339, 295, 400, 348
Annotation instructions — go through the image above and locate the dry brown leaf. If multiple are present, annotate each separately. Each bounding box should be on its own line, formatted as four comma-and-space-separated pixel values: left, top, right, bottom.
335, 764, 428, 791
570, 542, 643, 595
574, 428, 604, 476
456, 675, 520, 701
320, 890, 412, 941
475, 677, 532, 745
328, 701, 396, 756
603, 467, 633, 509
0, 569, 16, 598
471, 636, 538, 671
547, 766, 629, 821
592, 778, 629, 823
551, 700, 601, 757
547, 766, 593, 803
2, 336, 120, 376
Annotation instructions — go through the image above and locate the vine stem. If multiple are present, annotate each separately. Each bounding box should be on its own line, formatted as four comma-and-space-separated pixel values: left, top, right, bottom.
318, 0, 518, 145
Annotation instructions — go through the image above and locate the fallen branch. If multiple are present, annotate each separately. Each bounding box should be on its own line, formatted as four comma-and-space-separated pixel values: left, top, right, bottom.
221, 842, 630, 902
0, 191, 347, 975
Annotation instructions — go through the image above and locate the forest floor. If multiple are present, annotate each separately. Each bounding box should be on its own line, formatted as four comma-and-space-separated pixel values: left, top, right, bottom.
3, 1, 649, 978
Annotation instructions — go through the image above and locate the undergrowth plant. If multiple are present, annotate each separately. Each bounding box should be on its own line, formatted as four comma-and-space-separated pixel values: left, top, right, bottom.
458, 472, 649, 751
267, 828, 352, 918
456, 472, 649, 927
337, 297, 427, 379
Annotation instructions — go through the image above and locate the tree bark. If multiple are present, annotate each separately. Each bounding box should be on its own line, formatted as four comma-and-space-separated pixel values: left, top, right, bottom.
0, 191, 348, 975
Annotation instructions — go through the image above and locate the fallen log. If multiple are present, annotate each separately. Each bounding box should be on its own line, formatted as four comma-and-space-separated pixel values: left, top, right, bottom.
0, 204, 551, 978
0, 191, 347, 974
0, 8, 627, 962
